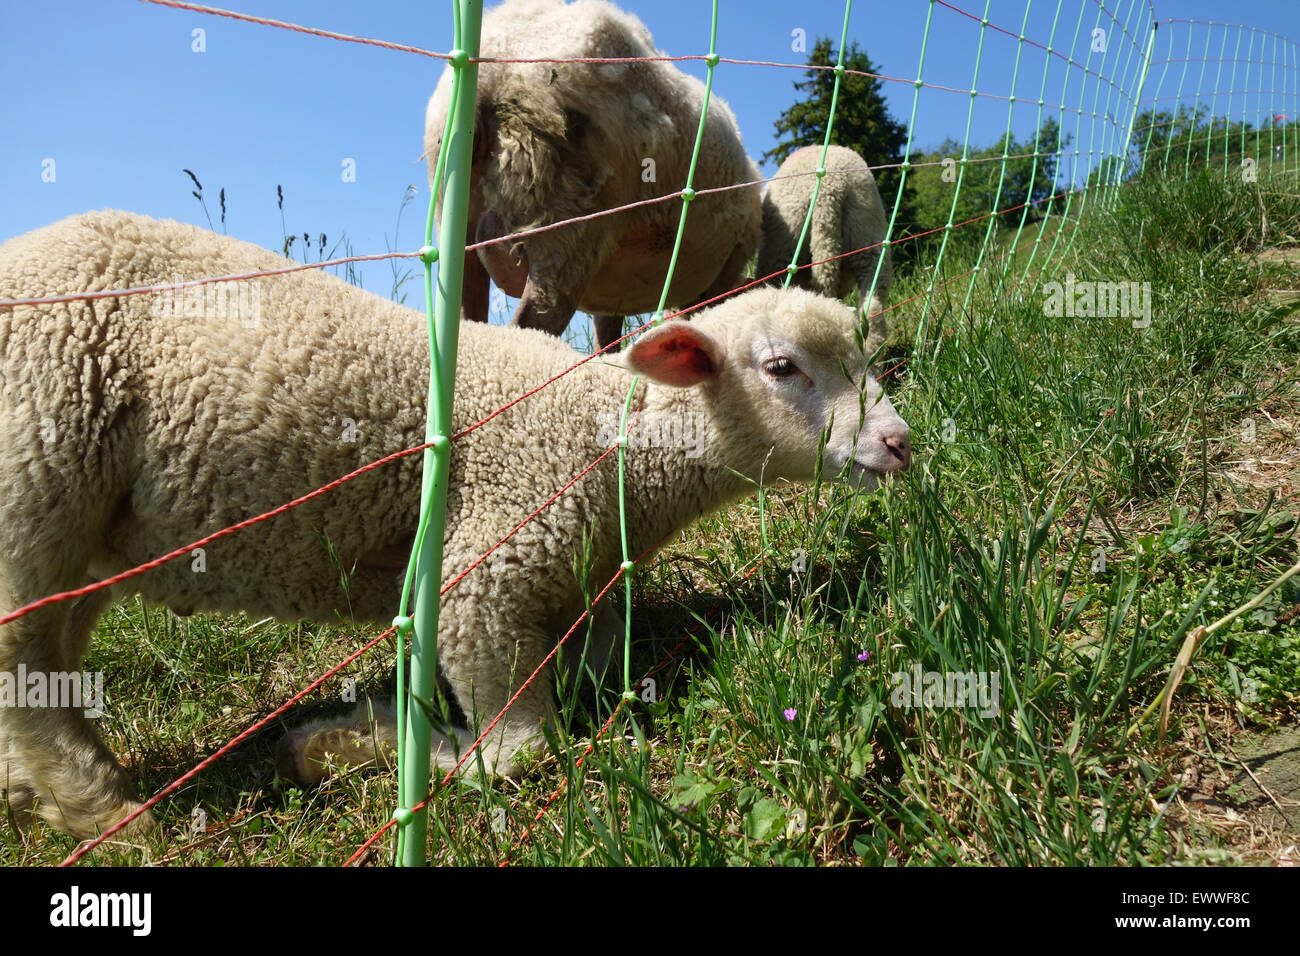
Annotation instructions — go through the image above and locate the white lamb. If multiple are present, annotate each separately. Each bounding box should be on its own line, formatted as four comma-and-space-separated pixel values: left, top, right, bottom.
0, 210, 910, 839
757, 145, 893, 356
425, 0, 763, 350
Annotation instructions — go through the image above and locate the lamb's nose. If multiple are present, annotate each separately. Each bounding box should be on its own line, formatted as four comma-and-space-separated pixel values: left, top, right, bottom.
882, 428, 911, 470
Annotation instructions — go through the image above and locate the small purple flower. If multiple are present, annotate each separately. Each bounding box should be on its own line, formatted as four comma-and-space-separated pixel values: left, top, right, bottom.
783, 708, 797, 721
857, 649, 872, 662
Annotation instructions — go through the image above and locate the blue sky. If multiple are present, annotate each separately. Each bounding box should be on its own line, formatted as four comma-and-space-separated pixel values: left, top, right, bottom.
2, 0, 1297, 308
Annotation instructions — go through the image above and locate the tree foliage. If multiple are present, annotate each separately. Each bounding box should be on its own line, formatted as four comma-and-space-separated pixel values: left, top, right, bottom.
1130, 105, 1295, 180
765, 37, 916, 255
907, 118, 1069, 253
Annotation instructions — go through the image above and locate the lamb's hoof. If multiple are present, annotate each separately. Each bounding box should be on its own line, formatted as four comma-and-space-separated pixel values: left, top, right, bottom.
276, 731, 326, 786
3, 785, 36, 831
62, 800, 156, 842
108, 802, 157, 839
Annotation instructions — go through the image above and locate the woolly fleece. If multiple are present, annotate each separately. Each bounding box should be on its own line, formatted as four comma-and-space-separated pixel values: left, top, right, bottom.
425, 0, 762, 346
757, 144, 893, 355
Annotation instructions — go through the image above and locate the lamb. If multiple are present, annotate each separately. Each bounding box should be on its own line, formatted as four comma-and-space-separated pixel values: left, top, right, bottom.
426, 0, 763, 351
757, 145, 893, 357
0, 210, 911, 839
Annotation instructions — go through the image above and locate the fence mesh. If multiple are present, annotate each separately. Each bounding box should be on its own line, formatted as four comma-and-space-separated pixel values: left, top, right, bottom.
0, 0, 1293, 866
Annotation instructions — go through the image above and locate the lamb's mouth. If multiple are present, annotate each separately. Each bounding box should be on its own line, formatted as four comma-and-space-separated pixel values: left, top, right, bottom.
848, 460, 885, 483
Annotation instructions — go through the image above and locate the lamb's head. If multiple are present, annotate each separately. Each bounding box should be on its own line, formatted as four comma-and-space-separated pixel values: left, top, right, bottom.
626, 287, 911, 489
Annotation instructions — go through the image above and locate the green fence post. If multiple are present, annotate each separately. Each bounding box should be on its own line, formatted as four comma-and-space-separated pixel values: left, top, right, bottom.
394, 0, 482, 869
1165, 22, 1192, 174
1222, 25, 1243, 173
1268, 33, 1277, 172
922, 0, 992, 327
783, 1, 855, 298
1096, 0, 1146, 208
1018, 0, 1091, 290
996, 0, 1067, 298
615, 0, 724, 703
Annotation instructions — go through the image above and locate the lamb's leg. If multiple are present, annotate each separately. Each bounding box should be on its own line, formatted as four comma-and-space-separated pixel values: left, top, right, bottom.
559, 597, 623, 689
275, 698, 474, 785
277, 687, 548, 784
0, 574, 152, 839
593, 315, 625, 352
279, 609, 562, 783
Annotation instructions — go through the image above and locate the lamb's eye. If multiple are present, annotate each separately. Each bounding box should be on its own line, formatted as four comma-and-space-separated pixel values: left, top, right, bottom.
764, 357, 798, 378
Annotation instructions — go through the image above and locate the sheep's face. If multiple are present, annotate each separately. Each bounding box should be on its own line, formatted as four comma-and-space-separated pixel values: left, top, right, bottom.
739, 321, 910, 489
626, 289, 911, 487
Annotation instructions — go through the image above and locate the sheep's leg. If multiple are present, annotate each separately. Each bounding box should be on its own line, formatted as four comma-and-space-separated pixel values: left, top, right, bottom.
430, 607, 560, 778
559, 597, 623, 689
593, 315, 625, 352
276, 698, 474, 785
0, 577, 153, 839
277, 683, 549, 784
461, 242, 491, 323
279, 596, 581, 785
844, 201, 892, 358
808, 194, 845, 300
693, 238, 754, 309
509, 232, 605, 338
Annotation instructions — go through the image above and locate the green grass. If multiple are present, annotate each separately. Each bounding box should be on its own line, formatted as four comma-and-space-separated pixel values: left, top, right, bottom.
4, 167, 1299, 866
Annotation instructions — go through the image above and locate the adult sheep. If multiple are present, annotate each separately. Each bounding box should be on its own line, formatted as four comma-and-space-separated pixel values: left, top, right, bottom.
426, 0, 762, 351
0, 210, 910, 839
757, 145, 893, 356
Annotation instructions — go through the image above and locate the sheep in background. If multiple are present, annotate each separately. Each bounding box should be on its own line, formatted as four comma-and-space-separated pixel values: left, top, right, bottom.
426, 0, 762, 351
757, 145, 893, 356
0, 210, 909, 838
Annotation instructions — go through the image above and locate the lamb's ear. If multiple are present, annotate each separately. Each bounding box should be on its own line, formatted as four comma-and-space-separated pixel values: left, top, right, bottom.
625, 321, 725, 388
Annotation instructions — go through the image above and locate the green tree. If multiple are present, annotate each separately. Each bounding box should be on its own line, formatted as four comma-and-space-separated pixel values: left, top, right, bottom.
765, 37, 916, 256
1130, 104, 1293, 179
907, 117, 1069, 254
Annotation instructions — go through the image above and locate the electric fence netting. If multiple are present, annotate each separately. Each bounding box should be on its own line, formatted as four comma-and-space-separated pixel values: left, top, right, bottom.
1, 0, 1294, 867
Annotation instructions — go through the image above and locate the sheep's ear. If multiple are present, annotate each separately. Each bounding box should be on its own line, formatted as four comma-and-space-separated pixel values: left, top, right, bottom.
626, 321, 725, 388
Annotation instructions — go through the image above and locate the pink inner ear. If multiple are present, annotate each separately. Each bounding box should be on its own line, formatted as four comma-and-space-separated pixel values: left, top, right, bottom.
628, 325, 721, 387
